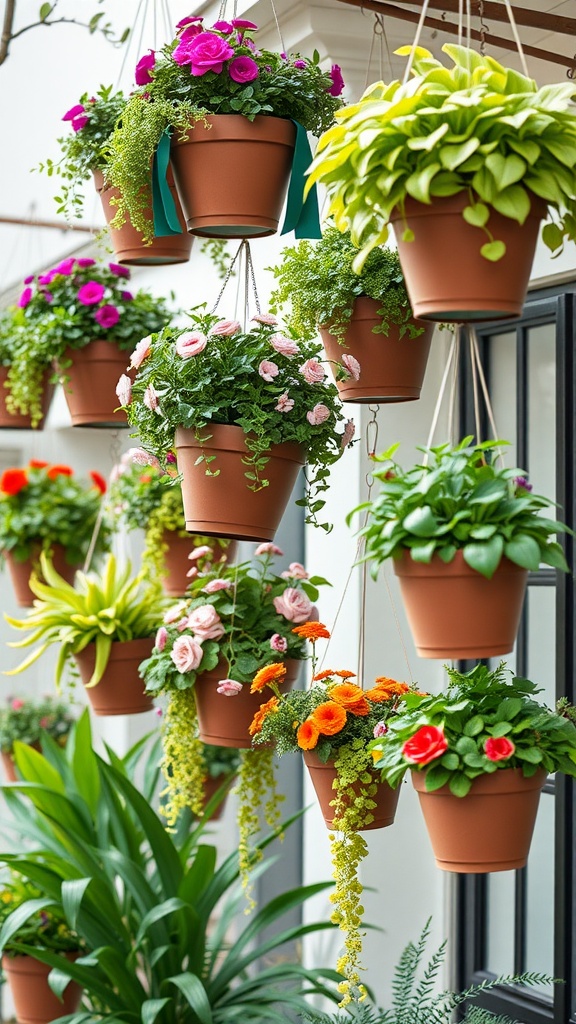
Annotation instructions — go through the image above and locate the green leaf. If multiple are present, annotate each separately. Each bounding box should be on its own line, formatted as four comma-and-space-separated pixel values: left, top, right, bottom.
167, 974, 213, 1024
142, 999, 172, 1024
485, 152, 526, 190
462, 202, 489, 228
491, 184, 531, 224
495, 697, 523, 722
542, 221, 564, 253
480, 240, 506, 261
504, 534, 541, 571
462, 535, 504, 578
464, 715, 484, 737
39, 2, 52, 20
403, 506, 439, 537
448, 773, 472, 797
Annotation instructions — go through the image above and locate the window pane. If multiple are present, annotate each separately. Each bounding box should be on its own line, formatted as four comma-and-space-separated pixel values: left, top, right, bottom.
527, 324, 556, 499
526, 586, 556, 708
487, 332, 517, 459
525, 792, 555, 991
486, 871, 516, 975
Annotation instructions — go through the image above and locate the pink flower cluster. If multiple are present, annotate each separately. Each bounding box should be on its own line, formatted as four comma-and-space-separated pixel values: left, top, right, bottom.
17, 259, 134, 335
169, 17, 260, 82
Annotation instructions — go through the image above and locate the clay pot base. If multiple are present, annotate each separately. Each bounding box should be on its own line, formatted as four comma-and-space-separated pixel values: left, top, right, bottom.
60, 340, 130, 428
195, 661, 301, 748
2, 954, 82, 1024
74, 638, 154, 715
5, 545, 79, 608
303, 750, 400, 831
94, 170, 192, 266
0, 368, 54, 430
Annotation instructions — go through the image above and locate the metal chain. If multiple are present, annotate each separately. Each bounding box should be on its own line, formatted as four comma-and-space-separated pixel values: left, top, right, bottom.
478, 0, 488, 56
211, 240, 261, 324
211, 240, 246, 313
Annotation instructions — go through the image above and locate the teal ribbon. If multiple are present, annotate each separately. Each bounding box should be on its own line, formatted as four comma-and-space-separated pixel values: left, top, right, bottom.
152, 128, 183, 237
280, 120, 321, 239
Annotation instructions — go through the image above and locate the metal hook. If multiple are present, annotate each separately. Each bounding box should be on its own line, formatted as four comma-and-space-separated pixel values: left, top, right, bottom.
568, 58, 576, 80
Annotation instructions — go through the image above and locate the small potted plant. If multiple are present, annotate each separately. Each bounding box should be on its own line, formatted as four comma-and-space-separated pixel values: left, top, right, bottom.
251, 620, 412, 1003
110, 452, 236, 596
106, 16, 344, 242
0, 461, 111, 607
269, 227, 433, 403
0, 309, 54, 429
15, 257, 172, 426
5, 553, 160, 716
372, 661, 576, 873
120, 306, 353, 540
0, 695, 75, 782
0, 872, 83, 1024
354, 437, 570, 659
307, 44, 576, 321
42, 85, 192, 265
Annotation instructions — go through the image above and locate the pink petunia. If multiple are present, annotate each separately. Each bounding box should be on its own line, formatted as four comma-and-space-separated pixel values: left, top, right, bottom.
108, 262, 131, 278
213, 20, 233, 32
231, 18, 258, 29
306, 403, 330, 425
176, 332, 207, 358
54, 257, 76, 275
135, 48, 155, 85
328, 63, 345, 96
300, 358, 325, 384
275, 392, 294, 413
62, 103, 85, 121
23, 275, 34, 284
342, 353, 361, 380
189, 545, 212, 560
94, 304, 120, 328
130, 337, 152, 369
115, 374, 132, 406
293, 59, 307, 69
17, 287, 32, 308
270, 334, 299, 357
78, 281, 106, 306
72, 115, 89, 132
76, 258, 96, 268
176, 15, 203, 29
258, 360, 279, 382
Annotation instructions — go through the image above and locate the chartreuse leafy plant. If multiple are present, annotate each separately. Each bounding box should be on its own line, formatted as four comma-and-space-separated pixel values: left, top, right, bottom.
371, 662, 576, 797
4, 553, 159, 689
0, 695, 74, 755
269, 227, 423, 344
354, 437, 570, 580
306, 43, 576, 267
0, 711, 342, 1024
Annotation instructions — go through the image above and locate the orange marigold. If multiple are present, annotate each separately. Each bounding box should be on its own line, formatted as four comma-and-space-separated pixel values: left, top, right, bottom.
297, 718, 320, 750
365, 681, 410, 702
292, 621, 331, 641
249, 696, 279, 736
329, 683, 370, 716
334, 670, 356, 678
313, 668, 336, 681
250, 662, 287, 693
47, 464, 74, 480
310, 701, 347, 736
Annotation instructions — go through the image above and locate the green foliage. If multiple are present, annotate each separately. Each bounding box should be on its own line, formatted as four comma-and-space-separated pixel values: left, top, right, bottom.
0, 695, 74, 754
0, 712, 341, 1022
110, 459, 187, 533
0, 461, 111, 564
372, 662, 576, 796
202, 742, 240, 779
354, 437, 570, 579
0, 871, 82, 954
307, 43, 576, 266
269, 228, 421, 343
5, 554, 160, 689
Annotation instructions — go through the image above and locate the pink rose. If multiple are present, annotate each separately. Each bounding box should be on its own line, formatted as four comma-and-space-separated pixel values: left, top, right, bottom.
187, 32, 235, 76
341, 419, 356, 449
255, 542, 284, 556
155, 627, 168, 651
229, 56, 259, 83
276, 392, 294, 413
116, 374, 132, 406
271, 334, 299, 357
273, 587, 313, 623
176, 332, 207, 358
216, 679, 244, 696
281, 562, 308, 579
210, 319, 241, 337
484, 736, 516, 762
130, 336, 152, 369
373, 721, 388, 738
189, 545, 212, 560
306, 403, 330, 425
164, 601, 188, 625
143, 385, 160, 412
11, 699, 24, 710
187, 605, 225, 640
171, 635, 204, 673
135, 49, 155, 85
176, 617, 190, 632
127, 447, 161, 469
342, 353, 361, 380
259, 360, 279, 382
253, 313, 277, 326
300, 358, 325, 384
186, 567, 199, 580
203, 579, 231, 593
270, 634, 288, 653
402, 725, 448, 765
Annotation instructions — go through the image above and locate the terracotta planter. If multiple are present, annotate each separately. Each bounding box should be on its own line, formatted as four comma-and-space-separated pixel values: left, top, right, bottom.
93, 169, 192, 265
412, 768, 547, 872
390, 193, 546, 322
0, 367, 53, 430
5, 544, 79, 608
170, 115, 296, 238
175, 425, 305, 542
2, 742, 41, 782
320, 297, 433, 403
2, 953, 82, 1024
393, 550, 528, 659
74, 637, 154, 715
59, 340, 130, 428
304, 749, 401, 830
161, 532, 238, 597
195, 660, 302, 748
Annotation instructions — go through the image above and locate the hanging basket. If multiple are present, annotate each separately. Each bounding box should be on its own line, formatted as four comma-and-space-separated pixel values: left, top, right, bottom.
59, 340, 129, 428
393, 550, 528, 659
74, 637, 154, 715
303, 749, 401, 830
175, 424, 305, 542
0, 368, 54, 430
194, 659, 302, 748
160, 532, 238, 597
93, 170, 193, 266
170, 114, 296, 238
2, 954, 83, 1024
390, 193, 546, 322
5, 544, 79, 608
320, 297, 433, 403
412, 767, 547, 872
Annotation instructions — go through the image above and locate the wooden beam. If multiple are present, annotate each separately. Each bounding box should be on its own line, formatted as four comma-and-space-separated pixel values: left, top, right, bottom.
334, 0, 576, 74
389, 0, 576, 38
0, 215, 99, 233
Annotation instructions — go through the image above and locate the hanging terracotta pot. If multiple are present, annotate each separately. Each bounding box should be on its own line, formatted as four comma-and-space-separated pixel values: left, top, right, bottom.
0, 368, 54, 430
58, 341, 129, 428
170, 115, 296, 238
195, 659, 302, 748
303, 749, 401, 830
412, 767, 547, 872
161, 532, 238, 597
320, 297, 433, 403
93, 169, 193, 265
2, 953, 83, 1024
1, 742, 41, 783
175, 424, 305, 542
5, 544, 79, 608
74, 637, 154, 715
200, 773, 236, 820
393, 550, 528, 659
390, 193, 547, 322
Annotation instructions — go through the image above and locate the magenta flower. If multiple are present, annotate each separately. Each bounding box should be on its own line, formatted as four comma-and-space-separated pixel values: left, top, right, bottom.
229, 56, 259, 83
116, 374, 132, 406
38, 270, 56, 285
18, 287, 32, 308
306, 403, 330, 425
76, 258, 96, 268
328, 63, 345, 96
231, 18, 258, 29
186, 31, 234, 76
72, 115, 89, 132
166, 452, 177, 464
62, 103, 85, 121
120, 290, 134, 302
176, 14, 203, 29
135, 48, 155, 85
179, 24, 203, 42
300, 358, 325, 383
293, 59, 307, 69
54, 257, 76, 276
275, 392, 295, 413
95, 304, 120, 328
23, 275, 34, 284
216, 679, 243, 696
270, 634, 288, 653
78, 281, 106, 305
44, 291, 53, 303
342, 353, 361, 380
213, 19, 233, 32
514, 476, 533, 492
108, 262, 130, 278
258, 359, 279, 382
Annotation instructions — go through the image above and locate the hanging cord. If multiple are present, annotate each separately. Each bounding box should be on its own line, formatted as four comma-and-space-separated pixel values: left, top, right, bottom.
211, 240, 260, 325
468, 326, 505, 463
423, 329, 459, 464
363, 13, 388, 91
501, 0, 530, 78
447, 328, 461, 447
82, 431, 123, 573
470, 326, 482, 445
269, 0, 286, 58
457, 0, 463, 46
357, 406, 379, 685
402, 0, 431, 84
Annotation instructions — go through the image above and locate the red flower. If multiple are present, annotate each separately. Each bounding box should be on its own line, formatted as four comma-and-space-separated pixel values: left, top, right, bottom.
402, 725, 448, 766
89, 471, 107, 495
0, 469, 28, 496
28, 460, 48, 469
46, 465, 74, 480
484, 736, 516, 762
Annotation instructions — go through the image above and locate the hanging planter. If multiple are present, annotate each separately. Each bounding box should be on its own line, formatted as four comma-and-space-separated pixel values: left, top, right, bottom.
5, 545, 80, 609
303, 750, 400, 830
194, 658, 301, 748
0, 367, 53, 431
0, 695, 73, 783
74, 637, 154, 716
2, 955, 83, 1024
59, 340, 132, 428
93, 169, 193, 265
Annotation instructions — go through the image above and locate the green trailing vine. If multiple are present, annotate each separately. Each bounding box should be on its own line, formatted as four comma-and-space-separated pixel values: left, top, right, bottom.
234, 747, 285, 912
5, 359, 53, 428
160, 689, 205, 827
